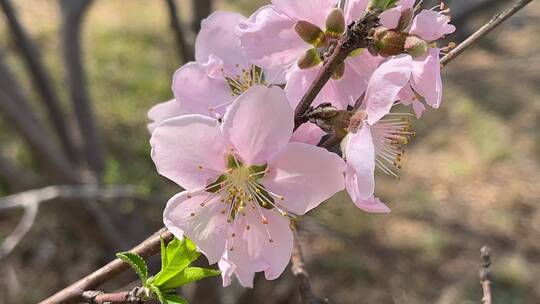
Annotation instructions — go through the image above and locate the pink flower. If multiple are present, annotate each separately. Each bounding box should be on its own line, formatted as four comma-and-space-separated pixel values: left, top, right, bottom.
381, 3, 455, 114
148, 11, 270, 133
341, 55, 414, 212
238, 0, 381, 109
151, 85, 346, 282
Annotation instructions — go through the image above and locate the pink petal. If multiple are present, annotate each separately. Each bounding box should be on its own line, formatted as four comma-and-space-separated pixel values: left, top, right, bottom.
262, 142, 346, 215
411, 48, 442, 108
398, 86, 426, 118
345, 0, 369, 24
379, 7, 402, 29
222, 86, 293, 165
410, 10, 456, 41
172, 62, 234, 117
218, 253, 256, 288
399, 0, 415, 10
291, 122, 326, 145
147, 99, 184, 134
345, 170, 391, 213
163, 192, 228, 264
196, 11, 250, 73
238, 5, 306, 83
271, 0, 338, 26
344, 125, 375, 200
150, 115, 227, 190
365, 55, 413, 125
228, 209, 293, 280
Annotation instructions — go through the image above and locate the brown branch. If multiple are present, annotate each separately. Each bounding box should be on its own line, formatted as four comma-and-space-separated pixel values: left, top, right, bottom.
0, 0, 79, 164
291, 230, 330, 304
441, 0, 534, 66
82, 287, 148, 304
479, 246, 492, 304
40, 228, 174, 304
60, 0, 106, 178
164, 0, 194, 63
191, 0, 212, 33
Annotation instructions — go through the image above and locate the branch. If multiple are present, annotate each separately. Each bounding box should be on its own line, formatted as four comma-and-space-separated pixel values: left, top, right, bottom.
440, 0, 534, 66
291, 231, 330, 304
60, 0, 106, 178
164, 0, 194, 63
191, 0, 212, 33
0, 185, 138, 260
0, 0, 79, 164
40, 228, 174, 304
82, 287, 148, 304
479, 246, 492, 304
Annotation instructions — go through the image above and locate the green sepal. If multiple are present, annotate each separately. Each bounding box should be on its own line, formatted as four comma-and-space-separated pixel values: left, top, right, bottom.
159, 267, 221, 290
348, 48, 365, 57
151, 238, 200, 288
164, 294, 189, 304
325, 8, 345, 36
116, 252, 148, 283
297, 49, 322, 69
295, 20, 325, 47
206, 174, 228, 193
332, 62, 346, 80
369, 0, 399, 10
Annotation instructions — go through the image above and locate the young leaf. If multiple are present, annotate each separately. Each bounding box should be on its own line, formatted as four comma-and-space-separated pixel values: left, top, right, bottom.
150, 284, 166, 304
116, 252, 148, 283
370, 0, 399, 10
151, 237, 201, 287
164, 294, 189, 304
160, 237, 168, 272
158, 267, 221, 290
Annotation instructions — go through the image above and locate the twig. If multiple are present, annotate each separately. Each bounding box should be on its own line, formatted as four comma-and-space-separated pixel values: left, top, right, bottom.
441, 0, 534, 66
164, 0, 194, 63
0, 185, 138, 260
479, 246, 492, 304
60, 0, 106, 178
40, 228, 174, 304
191, 0, 212, 33
291, 230, 330, 304
0, 0, 79, 164
82, 287, 148, 304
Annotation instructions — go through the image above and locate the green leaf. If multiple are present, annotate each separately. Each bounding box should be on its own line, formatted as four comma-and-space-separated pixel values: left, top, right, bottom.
164, 294, 189, 304
152, 238, 200, 287
160, 237, 168, 272
150, 284, 166, 304
159, 267, 221, 290
116, 252, 148, 283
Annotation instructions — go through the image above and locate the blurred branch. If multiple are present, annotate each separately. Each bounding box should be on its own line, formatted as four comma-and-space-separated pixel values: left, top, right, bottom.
165, 0, 194, 63
0, 185, 138, 260
0, 49, 80, 183
60, 0, 106, 178
40, 228, 174, 304
291, 231, 331, 304
479, 247, 492, 304
191, 0, 212, 33
441, 0, 534, 66
0, 0, 79, 164
0, 152, 38, 191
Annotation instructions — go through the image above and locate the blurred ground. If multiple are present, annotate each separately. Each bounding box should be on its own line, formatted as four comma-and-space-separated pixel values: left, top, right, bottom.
1, 0, 539, 303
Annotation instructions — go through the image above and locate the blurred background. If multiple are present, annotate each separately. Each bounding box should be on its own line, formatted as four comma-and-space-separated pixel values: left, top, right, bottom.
0, 0, 539, 303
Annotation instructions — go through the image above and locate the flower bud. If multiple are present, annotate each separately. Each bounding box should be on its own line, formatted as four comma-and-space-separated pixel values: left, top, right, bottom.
326, 8, 345, 37
372, 27, 406, 57
295, 20, 325, 47
404, 35, 428, 58
297, 48, 322, 69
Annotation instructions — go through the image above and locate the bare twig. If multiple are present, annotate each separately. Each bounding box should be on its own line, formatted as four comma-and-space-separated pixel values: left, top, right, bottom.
291, 231, 330, 304
40, 228, 174, 304
441, 0, 534, 66
191, 0, 212, 33
82, 287, 148, 304
164, 0, 194, 63
479, 246, 492, 304
60, 0, 106, 178
0, 0, 79, 163
0, 185, 138, 260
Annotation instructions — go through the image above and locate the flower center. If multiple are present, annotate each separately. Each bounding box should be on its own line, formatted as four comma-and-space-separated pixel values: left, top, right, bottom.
371, 114, 415, 178
224, 65, 265, 96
